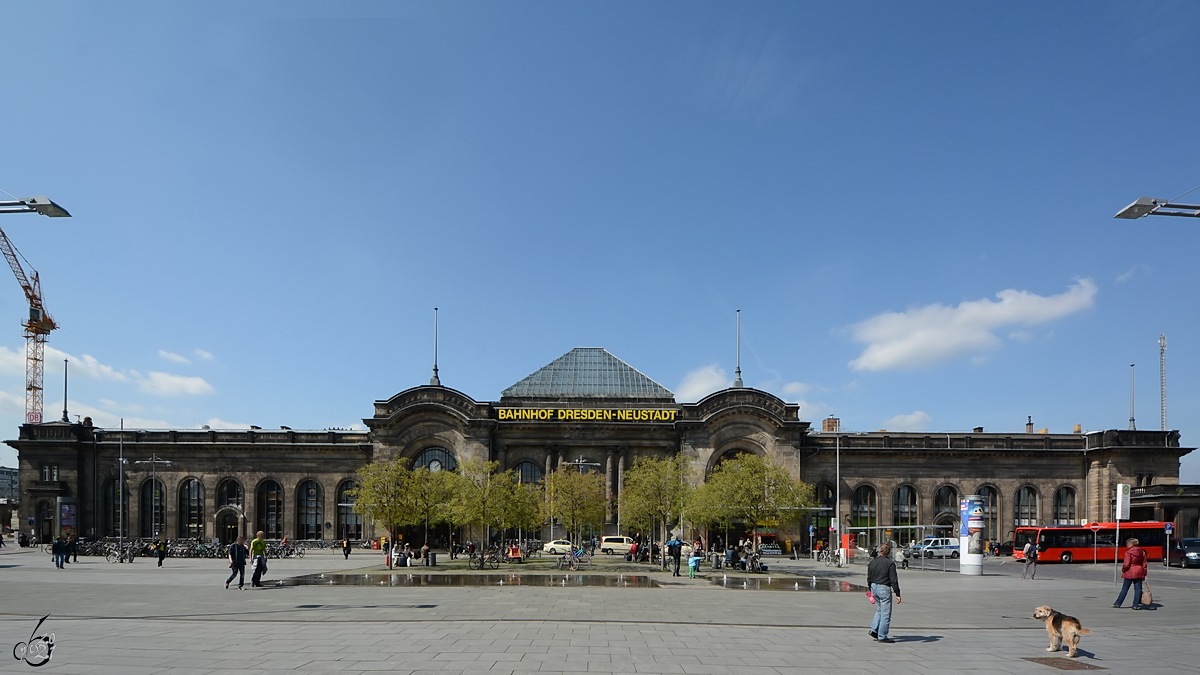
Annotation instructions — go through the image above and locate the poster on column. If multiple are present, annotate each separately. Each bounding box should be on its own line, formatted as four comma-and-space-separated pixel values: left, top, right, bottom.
959, 497, 984, 555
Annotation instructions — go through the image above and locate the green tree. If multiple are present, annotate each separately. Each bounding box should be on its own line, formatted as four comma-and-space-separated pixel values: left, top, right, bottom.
619, 454, 690, 554
546, 466, 605, 542
350, 458, 411, 566
698, 454, 814, 551
451, 458, 511, 545
502, 478, 544, 535
406, 466, 458, 547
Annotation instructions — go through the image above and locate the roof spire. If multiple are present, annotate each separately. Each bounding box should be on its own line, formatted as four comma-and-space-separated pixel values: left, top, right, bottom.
430, 307, 441, 386
733, 309, 743, 388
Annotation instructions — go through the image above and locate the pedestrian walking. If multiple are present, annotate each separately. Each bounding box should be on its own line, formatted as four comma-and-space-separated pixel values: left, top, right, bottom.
51, 536, 65, 569
1022, 540, 1039, 579
1113, 538, 1149, 609
666, 535, 683, 576
342, 537, 352, 560
867, 542, 902, 643
69, 534, 78, 562
250, 530, 268, 587
226, 536, 248, 590
155, 539, 167, 567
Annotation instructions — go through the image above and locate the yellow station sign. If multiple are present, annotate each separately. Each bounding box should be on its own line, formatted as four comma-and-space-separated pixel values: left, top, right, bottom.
496, 408, 678, 422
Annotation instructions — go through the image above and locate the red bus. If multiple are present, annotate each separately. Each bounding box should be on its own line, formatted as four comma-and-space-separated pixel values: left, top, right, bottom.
1014, 522, 1170, 564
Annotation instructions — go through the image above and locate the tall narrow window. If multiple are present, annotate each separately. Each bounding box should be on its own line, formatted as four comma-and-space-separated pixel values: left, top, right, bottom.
103, 480, 127, 537
256, 480, 283, 539
977, 486, 999, 541
178, 479, 204, 538
814, 484, 834, 541
337, 480, 362, 540
1014, 486, 1038, 527
852, 485, 877, 547
296, 480, 323, 540
893, 485, 918, 529
1053, 486, 1076, 525
140, 479, 165, 538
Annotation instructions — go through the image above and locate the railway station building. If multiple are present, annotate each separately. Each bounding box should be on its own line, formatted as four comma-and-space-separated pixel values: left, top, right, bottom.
9, 347, 1197, 547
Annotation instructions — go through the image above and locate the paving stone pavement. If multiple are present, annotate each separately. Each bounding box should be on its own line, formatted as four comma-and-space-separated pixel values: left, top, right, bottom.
2, 546, 1197, 674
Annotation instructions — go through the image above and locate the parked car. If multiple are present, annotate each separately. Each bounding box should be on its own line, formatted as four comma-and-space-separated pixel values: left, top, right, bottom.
542, 540, 574, 555
912, 537, 960, 558
598, 536, 634, 555
1167, 537, 1200, 568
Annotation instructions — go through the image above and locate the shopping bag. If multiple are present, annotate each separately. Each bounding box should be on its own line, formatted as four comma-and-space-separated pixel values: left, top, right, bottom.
867, 591, 875, 604
1140, 581, 1152, 606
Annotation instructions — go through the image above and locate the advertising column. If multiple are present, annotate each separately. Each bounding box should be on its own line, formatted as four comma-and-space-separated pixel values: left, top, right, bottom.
959, 495, 984, 576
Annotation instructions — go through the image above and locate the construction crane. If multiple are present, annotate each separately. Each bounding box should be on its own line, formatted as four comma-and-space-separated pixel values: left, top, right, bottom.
0, 195, 71, 424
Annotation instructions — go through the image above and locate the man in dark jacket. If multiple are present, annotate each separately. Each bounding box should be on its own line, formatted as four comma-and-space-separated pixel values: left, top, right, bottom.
226, 536, 248, 590
867, 542, 902, 643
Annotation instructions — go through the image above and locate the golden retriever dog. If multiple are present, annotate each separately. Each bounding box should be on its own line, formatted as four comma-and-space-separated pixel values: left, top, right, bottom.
1033, 606, 1091, 658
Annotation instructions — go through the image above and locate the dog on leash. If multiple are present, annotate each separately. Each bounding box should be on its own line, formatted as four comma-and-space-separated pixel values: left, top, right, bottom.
1033, 606, 1091, 657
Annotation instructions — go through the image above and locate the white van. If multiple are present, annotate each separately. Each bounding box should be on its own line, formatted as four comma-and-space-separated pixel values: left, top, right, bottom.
913, 537, 960, 558
599, 536, 635, 555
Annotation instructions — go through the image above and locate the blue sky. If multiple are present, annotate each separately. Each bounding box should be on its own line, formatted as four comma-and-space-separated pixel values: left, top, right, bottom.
3, 2, 1200, 482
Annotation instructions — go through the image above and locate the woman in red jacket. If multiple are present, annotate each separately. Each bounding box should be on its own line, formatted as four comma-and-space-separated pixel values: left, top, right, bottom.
1113, 537, 1149, 609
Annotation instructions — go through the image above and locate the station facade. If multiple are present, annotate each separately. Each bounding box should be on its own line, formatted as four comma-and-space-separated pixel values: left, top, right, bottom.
9, 347, 1197, 547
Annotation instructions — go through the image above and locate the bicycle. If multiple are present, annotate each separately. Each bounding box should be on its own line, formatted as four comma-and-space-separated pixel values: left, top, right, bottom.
469, 548, 500, 570
105, 545, 137, 563
824, 549, 844, 568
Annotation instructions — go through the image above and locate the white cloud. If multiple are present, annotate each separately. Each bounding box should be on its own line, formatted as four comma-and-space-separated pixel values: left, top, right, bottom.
200, 417, 251, 429
0, 346, 23, 376
194, 349, 214, 361
676, 365, 732, 402
0, 390, 24, 415
780, 381, 811, 398
848, 279, 1097, 372
63, 399, 173, 429
881, 411, 931, 432
1116, 265, 1149, 283
44, 347, 130, 381
158, 350, 191, 364
137, 372, 215, 396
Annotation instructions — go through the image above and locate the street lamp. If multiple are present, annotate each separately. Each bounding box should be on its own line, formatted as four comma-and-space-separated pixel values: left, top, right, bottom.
1115, 197, 1200, 219
0, 196, 72, 218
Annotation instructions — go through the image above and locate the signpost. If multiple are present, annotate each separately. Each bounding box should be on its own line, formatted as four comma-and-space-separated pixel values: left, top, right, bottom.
1114, 484, 1130, 584
1089, 522, 1102, 564
1165, 522, 1174, 568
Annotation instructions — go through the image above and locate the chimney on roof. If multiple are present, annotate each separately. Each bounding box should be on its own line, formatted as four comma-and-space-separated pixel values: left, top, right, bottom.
1074, 424, 1082, 434
973, 427, 983, 433
1026, 416, 1033, 434
822, 416, 840, 433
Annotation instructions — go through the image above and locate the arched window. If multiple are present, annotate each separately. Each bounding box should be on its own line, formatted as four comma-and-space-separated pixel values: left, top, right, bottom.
977, 486, 999, 541
140, 479, 166, 538
852, 485, 877, 547
1014, 486, 1038, 527
893, 485, 918, 529
1054, 486, 1077, 525
414, 447, 456, 472
933, 486, 958, 519
102, 480, 127, 537
217, 479, 243, 508
336, 480, 361, 540
256, 480, 283, 539
178, 479, 204, 539
514, 461, 543, 484
296, 480, 323, 540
